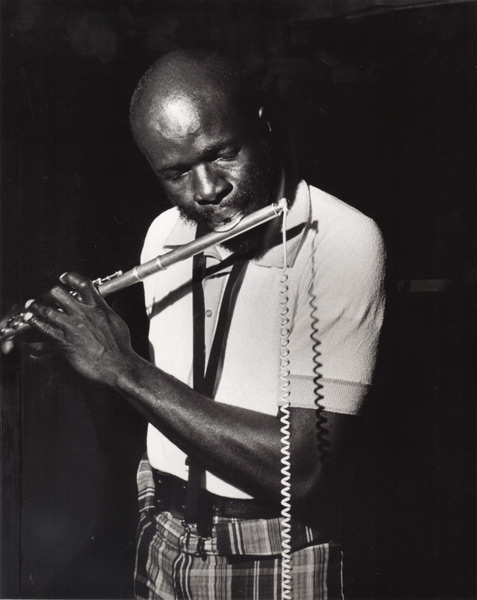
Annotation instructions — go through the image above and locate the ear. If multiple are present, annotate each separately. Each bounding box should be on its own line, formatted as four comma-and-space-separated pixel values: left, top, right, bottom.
258, 106, 272, 133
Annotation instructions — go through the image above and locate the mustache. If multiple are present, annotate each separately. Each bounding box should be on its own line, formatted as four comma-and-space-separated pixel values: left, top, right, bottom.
167, 159, 276, 232
172, 188, 268, 230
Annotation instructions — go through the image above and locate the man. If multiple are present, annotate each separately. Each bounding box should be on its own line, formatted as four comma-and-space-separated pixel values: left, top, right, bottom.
4, 50, 385, 598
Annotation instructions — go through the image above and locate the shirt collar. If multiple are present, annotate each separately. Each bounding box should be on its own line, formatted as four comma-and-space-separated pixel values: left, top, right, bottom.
253, 180, 310, 268
163, 180, 311, 268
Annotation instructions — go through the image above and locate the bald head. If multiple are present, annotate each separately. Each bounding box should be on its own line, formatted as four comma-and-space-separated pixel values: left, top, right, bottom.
128, 50, 278, 244
130, 50, 260, 150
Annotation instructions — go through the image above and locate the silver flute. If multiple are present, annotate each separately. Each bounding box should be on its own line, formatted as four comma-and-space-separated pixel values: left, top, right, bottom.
0, 199, 287, 343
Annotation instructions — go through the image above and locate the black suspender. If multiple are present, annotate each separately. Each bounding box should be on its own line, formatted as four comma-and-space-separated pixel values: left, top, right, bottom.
184, 248, 247, 537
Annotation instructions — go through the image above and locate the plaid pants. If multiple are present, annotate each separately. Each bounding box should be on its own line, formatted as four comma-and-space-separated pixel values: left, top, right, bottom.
134, 508, 344, 600
134, 458, 343, 599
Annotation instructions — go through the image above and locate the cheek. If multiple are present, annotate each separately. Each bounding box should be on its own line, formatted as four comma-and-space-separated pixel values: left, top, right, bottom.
161, 180, 192, 206
229, 162, 255, 190
235, 149, 269, 182
235, 161, 266, 192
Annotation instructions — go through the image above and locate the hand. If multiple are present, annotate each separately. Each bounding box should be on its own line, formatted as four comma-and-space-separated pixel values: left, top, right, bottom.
23, 272, 135, 385
0, 304, 52, 358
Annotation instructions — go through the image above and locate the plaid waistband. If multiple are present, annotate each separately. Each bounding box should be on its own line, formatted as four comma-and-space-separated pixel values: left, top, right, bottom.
137, 455, 328, 556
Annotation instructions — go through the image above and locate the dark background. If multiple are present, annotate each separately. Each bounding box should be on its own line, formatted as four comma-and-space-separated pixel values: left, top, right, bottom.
1, 0, 476, 598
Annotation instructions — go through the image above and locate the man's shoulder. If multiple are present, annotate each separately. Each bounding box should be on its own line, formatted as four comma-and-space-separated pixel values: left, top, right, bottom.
303, 182, 385, 263
307, 184, 375, 228
141, 207, 185, 263
146, 206, 183, 239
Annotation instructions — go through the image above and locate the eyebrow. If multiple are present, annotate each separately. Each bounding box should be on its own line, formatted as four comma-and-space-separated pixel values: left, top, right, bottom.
159, 140, 239, 174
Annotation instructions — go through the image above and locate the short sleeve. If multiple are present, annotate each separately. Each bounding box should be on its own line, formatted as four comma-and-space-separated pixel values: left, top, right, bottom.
287, 211, 386, 415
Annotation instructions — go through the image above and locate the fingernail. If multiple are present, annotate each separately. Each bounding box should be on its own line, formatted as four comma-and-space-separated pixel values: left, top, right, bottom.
23, 312, 33, 322
59, 272, 68, 283
24, 299, 35, 309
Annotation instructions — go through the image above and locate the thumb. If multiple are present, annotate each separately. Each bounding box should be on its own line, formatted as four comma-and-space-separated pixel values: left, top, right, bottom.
1, 340, 15, 355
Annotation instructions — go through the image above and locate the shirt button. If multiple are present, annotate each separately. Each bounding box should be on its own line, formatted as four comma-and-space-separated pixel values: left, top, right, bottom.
205, 309, 213, 318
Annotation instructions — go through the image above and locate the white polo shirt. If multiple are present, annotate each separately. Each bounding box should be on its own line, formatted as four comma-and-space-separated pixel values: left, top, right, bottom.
141, 181, 386, 498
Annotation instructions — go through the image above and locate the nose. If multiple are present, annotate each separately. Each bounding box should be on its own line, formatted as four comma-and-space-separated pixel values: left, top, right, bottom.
192, 164, 231, 205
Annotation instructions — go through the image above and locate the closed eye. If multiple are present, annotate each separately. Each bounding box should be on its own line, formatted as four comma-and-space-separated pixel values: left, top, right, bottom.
160, 145, 240, 181
215, 147, 240, 162
164, 169, 189, 182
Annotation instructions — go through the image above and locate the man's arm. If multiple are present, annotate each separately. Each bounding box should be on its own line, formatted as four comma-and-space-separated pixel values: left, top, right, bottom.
23, 271, 354, 510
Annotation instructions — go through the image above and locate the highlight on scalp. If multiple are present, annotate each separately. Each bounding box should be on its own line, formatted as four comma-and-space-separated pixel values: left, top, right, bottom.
129, 49, 262, 145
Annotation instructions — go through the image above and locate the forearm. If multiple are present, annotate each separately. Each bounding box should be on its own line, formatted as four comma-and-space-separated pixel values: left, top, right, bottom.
22, 271, 352, 508
114, 349, 286, 500
21, 272, 288, 498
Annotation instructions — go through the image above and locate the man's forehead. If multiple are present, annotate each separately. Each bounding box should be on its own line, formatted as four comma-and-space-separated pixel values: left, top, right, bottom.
141, 88, 240, 142
146, 94, 203, 139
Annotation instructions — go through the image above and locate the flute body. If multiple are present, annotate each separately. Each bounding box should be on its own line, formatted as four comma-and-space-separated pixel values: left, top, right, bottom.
0, 199, 287, 343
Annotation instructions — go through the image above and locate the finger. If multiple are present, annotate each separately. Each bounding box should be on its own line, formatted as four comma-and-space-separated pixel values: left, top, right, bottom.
25, 301, 70, 332
43, 284, 84, 315
23, 311, 65, 343
59, 271, 107, 307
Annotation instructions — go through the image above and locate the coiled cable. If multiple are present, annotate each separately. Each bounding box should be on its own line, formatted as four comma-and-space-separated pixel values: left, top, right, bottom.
278, 203, 293, 600
308, 222, 330, 465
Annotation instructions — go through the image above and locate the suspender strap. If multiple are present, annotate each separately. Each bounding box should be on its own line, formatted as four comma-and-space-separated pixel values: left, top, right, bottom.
183, 251, 207, 533
203, 257, 247, 395
184, 249, 247, 536
191, 252, 206, 392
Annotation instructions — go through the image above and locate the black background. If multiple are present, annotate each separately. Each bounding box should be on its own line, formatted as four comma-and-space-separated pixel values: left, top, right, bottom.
1, 1, 476, 598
